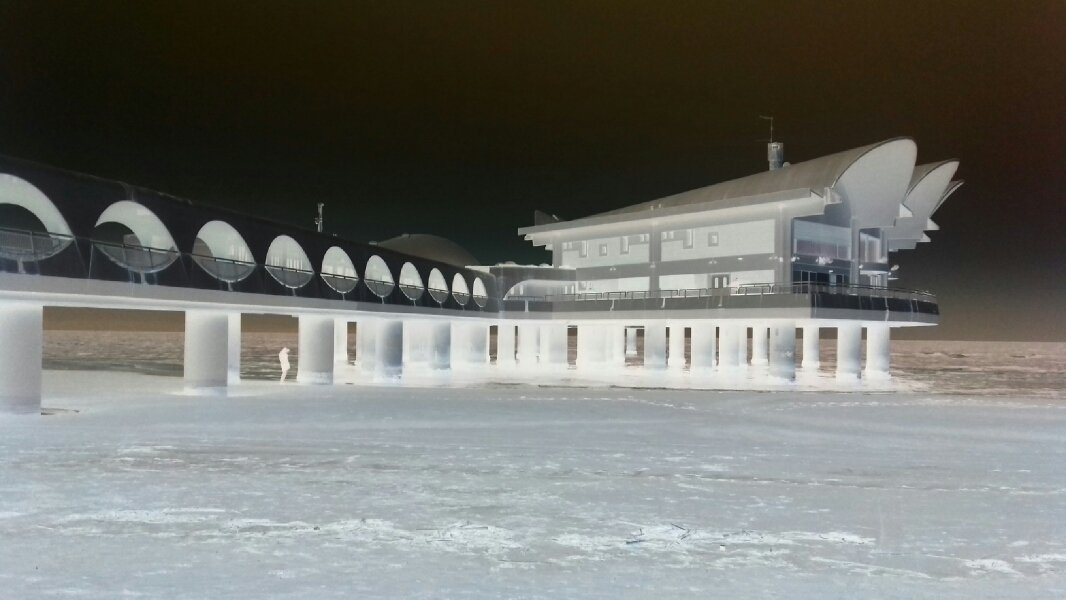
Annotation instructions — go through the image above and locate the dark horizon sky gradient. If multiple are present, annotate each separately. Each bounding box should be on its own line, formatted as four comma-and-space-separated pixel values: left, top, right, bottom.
2, 1, 1064, 340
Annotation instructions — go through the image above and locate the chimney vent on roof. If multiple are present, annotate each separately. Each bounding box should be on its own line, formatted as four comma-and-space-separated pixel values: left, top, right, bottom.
768, 142, 784, 171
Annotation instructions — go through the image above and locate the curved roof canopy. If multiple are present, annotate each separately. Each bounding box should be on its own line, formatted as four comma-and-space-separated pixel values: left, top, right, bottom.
376, 234, 479, 268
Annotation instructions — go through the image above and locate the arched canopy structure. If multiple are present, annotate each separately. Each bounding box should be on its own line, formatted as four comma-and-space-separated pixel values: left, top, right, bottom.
93, 200, 179, 273
885, 161, 960, 251
191, 220, 256, 283
472, 277, 488, 307
502, 279, 572, 299
452, 273, 470, 305
365, 254, 395, 298
265, 235, 313, 288
321, 246, 359, 294
0, 173, 74, 262
398, 262, 425, 301
427, 268, 449, 304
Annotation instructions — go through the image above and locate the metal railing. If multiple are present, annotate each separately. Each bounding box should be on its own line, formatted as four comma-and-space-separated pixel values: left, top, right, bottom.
505, 282, 936, 304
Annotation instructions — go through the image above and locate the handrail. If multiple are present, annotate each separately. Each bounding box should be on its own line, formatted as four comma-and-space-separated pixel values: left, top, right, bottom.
505, 282, 936, 304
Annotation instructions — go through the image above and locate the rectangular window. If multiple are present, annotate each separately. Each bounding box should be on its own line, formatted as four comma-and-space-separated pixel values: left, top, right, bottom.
578, 241, 588, 258
708, 232, 719, 246
620, 236, 630, 254
638, 233, 649, 243
683, 229, 694, 249
599, 243, 608, 257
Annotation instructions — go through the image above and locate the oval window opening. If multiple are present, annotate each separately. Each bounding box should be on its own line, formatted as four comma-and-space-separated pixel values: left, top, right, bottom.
427, 268, 449, 304
452, 273, 470, 305
0, 174, 75, 267
191, 220, 256, 284
398, 262, 424, 301
265, 235, 313, 289
472, 277, 488, 308
365, 255, 395, 298
92, 200, 179, 273
321, 246, 359, 294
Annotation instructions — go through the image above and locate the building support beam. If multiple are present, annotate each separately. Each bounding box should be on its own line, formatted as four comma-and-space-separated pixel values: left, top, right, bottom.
357, 320, 376, 373
643, 324, 667, 369
576, 324, 605, 368
668, 325, 686, 369
801, 326, 821, 371
297, 315, 335, 384
453, 322, 490, 368
718, 324, 741, 369
865, 324, 891, 380
769, 323, 796, 381
625, 326, 638, 356
836, 323, 862, 380
374, 319, 404, 378
539, 324, 568, 369
0, 303, 43, 414
496, 323, 516, 366
184, 309, 229, 392
227, 313, 242, 385
334, 318, 349, 366
690, 323, 716, 372
428, 321, 451, 370
607, 325, 627, 368
517, 324, 539, 367
751, 326, 769, 366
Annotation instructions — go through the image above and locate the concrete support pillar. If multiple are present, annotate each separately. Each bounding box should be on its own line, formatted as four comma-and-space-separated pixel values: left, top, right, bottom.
739, 327, 750, 367
402, 321, 426, 366
539, 324, 568, 368
643, 324, 667, 369
184, 309, 229, 391
836, 323, 862, 380
769, 323, 796, 381
625, 326, 638, 356
496, 323, 516, 366
428, 321, 451, 370
718, 324, 741, 369
517, 324, 539, 366
668, 325, 686, 369
297, 315, 335, 384
751, 326, 769, 366
452, 322, 489, 368
690, 323, 716, 372
801, 326, 821, 371
334, 318, 349, 365
607, 325, 627, 368
577, 324, 606, 367
865, 324, 891, 380
0, 303, 43, 414
374, 319, 404, 378
357, 320, 377, 372
227, 313, 242, 385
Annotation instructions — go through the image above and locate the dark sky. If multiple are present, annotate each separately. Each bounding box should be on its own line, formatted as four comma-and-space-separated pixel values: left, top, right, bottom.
2, 1, 1064, 340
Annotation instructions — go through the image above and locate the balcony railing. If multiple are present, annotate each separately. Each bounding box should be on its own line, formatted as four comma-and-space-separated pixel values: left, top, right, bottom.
505, 282, 936, 304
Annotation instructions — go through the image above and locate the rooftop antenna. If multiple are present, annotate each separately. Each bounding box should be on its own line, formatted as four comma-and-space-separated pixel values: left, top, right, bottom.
315, 202, 324, 233
760, 115, 784, 171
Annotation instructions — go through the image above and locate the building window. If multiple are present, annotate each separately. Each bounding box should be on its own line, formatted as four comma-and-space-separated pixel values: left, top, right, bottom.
620, 236, 630, 254
636, 233, 649, 243
684, 229, 694, 249
579, 241, 588, 258
599, 243, 608, 257
708, 232, 719, 246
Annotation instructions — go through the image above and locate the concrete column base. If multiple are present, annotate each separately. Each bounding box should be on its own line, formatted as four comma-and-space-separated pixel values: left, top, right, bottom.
801, 326, 821, 371
227, 313, 242, 385
769, 323, 796, 381
865, 324, 891, 380
496, 323, 516, 366
643, 324, 667, 369
836, 324, 862, 380
185, 309, 229, 392
0, 303, 43, 414
297, 315, 335, 384
690, 323, 716, 372
668, 325, 686, 369
751, 326, 769, 366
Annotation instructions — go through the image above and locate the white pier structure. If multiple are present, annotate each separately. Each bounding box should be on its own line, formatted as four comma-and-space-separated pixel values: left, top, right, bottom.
0, 137, 959, 414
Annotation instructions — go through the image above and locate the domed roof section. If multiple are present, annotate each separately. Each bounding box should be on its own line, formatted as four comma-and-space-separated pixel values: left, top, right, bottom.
376, 234, 480, 268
